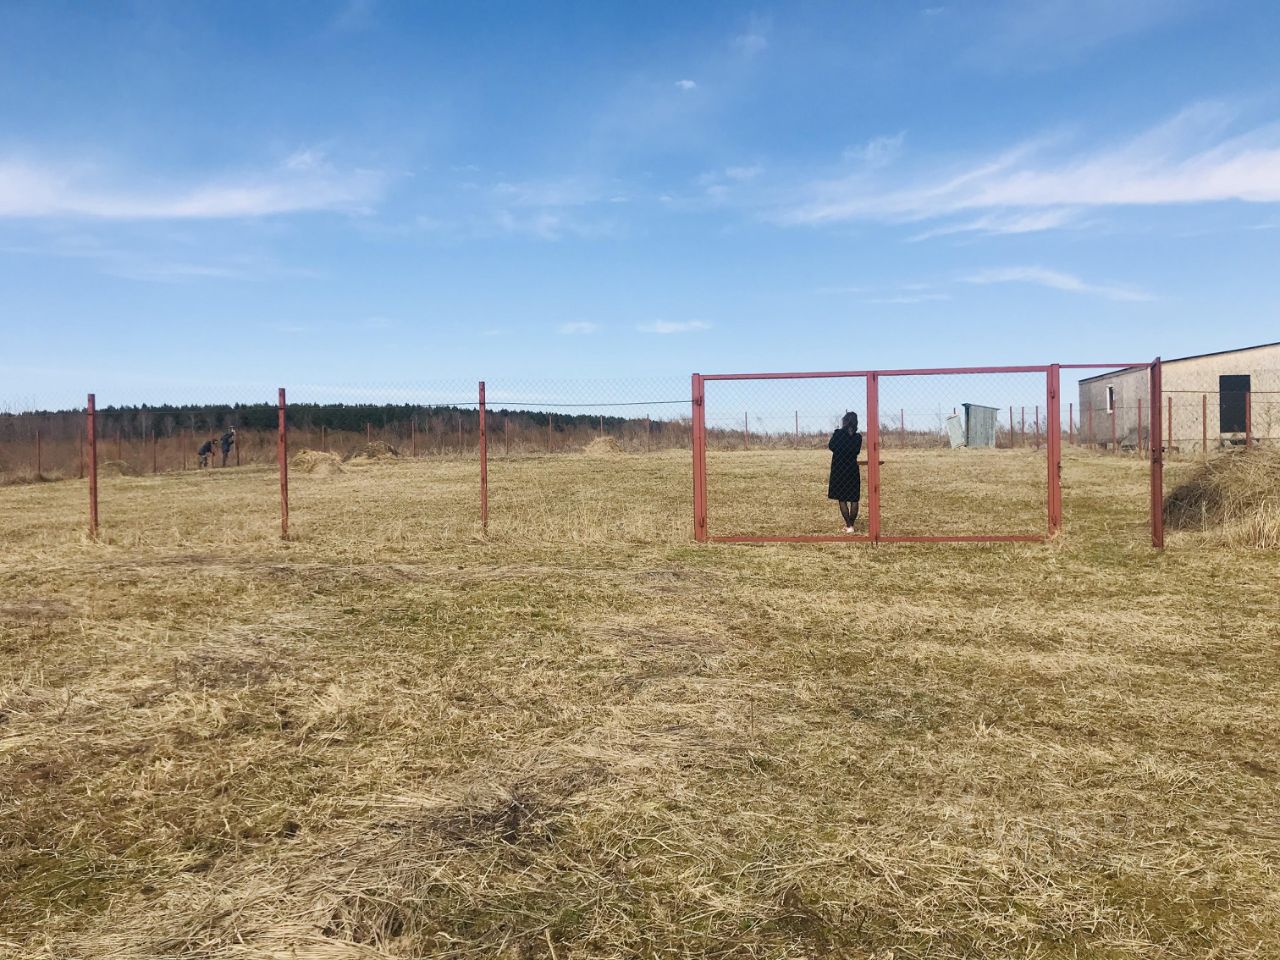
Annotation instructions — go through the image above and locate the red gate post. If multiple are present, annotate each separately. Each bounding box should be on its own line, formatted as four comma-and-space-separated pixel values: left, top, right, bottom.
1150, 360, 1164, 549
87, 394, 99, 538
1245, 392, 1253, 448
479, 381, 488, 533
1202, 394, 1208, 457
1141, 396, 1152, 460
278, 388, 289, 540
1047, 365, 1062, 537
692, 374, 708, 541
866, 374, 881, 542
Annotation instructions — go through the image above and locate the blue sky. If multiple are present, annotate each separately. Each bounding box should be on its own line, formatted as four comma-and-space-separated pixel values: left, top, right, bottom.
2, 0, 1279, 407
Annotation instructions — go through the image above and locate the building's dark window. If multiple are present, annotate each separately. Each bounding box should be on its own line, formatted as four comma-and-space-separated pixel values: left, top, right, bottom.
1219, 374, 1251, 432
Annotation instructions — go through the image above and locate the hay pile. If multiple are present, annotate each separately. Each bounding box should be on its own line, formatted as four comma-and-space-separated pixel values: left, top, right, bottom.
290, 450, 344, 477
582, 436, 624, 457
98, 460, 136, 477
345, 440, 399, 463
1164, 447, 1280, 546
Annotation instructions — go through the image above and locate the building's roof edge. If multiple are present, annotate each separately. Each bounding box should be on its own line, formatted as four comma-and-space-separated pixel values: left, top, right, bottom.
1077, 340, 1280, 383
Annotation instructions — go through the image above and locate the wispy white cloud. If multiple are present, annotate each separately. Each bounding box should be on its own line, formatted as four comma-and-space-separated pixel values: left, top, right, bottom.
907, 208, 1082, 240
843, 132, 906, 168
558, 321, 599, 335
866, 292, 951, 304
731, 15, 770, 57
779, 103, 1280, 233
0, 151, 387, 220
675, 79, 697, 91
637, 320, 711, 334
962, 266, 1155, 302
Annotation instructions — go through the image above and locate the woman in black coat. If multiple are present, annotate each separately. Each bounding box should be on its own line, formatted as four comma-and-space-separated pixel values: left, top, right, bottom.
828, 411, 862, 532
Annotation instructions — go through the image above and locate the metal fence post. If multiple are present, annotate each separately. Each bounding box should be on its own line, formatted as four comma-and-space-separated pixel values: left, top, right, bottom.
479, 381, 488, 533
278, 388, 289, 540
866, 373, 881, 543
87, 394, 99, 538
1202, 394, 1208, 457
1141, 396, 1152, 460
1020, 406, 1026, 446
1047, 365, 1062, 537
1150, 360, 1163, 549
1034, 404, 1041, 450
692, 374, 708, 541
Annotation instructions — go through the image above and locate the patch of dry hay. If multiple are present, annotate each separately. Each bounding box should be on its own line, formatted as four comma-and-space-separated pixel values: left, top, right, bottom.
97, 459, 137, 477
345, 440, 400, 464
291, 449, 345, 476
582, 436, 624, 456
1164, 447, 1280, 547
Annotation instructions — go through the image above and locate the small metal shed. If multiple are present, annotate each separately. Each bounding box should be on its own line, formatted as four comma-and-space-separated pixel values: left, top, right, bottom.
962, 404, 998, 447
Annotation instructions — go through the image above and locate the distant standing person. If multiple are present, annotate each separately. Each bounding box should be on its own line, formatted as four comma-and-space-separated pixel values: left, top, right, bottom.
220, 429, 236, 467
828, 412, 862, 533
197, 437, 216, 469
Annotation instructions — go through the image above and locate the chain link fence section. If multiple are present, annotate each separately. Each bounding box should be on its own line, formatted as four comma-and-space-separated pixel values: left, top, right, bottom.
876, 369, 1051, 540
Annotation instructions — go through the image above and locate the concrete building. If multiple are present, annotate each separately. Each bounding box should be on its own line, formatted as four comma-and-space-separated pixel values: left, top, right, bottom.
1078, 342, 1280, 453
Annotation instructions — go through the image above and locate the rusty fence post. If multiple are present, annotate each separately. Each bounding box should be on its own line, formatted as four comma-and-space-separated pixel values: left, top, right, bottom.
692, 374, 708, 542
1047, 365, 1062, 537
1141, 396, 1152, 460
87, 394, 99, 538
1020, 406, 1026, 447
479, 381, 488, 533
278, 388, 289, 540
867, 374, 881, 543
1150, 360, 1163, 549
1202, 394, 1208, 457
1008, 406, 1014, 448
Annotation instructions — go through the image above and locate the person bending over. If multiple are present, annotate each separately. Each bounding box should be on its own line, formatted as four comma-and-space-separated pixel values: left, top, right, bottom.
197, 437, 216, 469
827, 411, 862, 533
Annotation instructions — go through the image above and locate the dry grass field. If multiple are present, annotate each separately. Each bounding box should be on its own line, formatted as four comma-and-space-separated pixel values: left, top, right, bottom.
2, 448, 1278, 959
